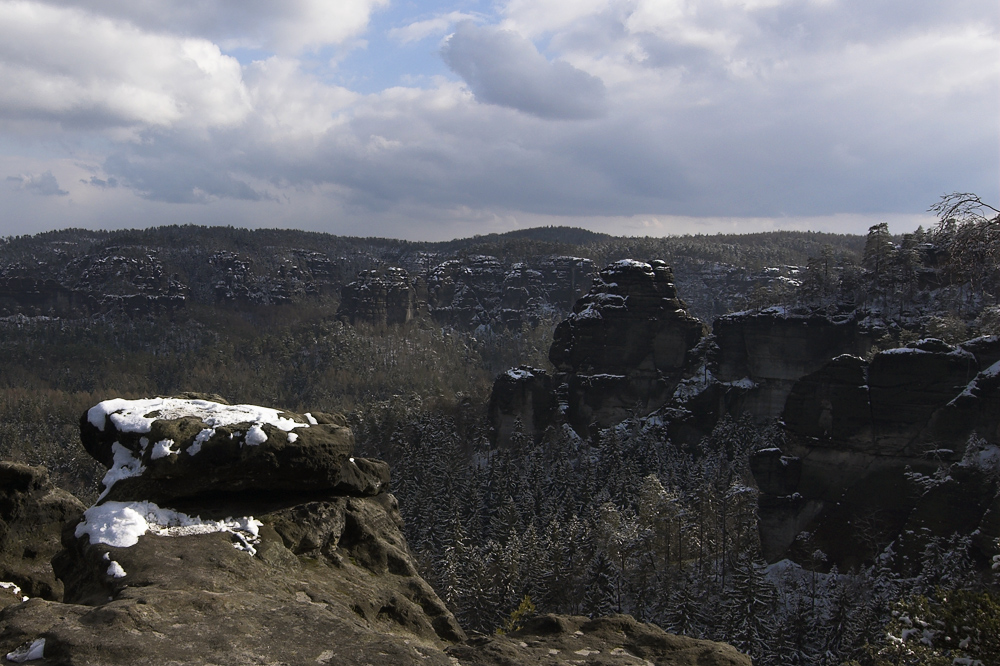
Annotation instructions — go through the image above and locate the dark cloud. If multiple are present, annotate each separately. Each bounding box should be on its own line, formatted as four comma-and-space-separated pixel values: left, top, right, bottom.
82, 176, 119, 189
442, 21, 607, 120
104, 140, 273, 204
6, 172, 68, 196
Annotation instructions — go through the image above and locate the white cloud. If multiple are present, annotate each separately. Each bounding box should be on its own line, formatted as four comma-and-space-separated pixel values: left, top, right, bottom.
442, 21, 608, 119
501, 0, 614, 37
30, 0, 388, 54
244, 57, 357, 137
388, 11, 480, 44
0, 1, 250, 130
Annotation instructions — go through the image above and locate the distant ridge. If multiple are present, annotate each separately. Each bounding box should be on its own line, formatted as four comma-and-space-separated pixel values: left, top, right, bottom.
435, 226, 609, 245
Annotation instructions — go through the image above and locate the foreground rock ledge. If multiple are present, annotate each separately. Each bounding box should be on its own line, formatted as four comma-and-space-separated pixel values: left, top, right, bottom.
0, 396, 748, 665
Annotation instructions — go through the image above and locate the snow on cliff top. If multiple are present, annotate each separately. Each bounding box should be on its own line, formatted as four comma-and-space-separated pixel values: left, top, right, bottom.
88, 397, 312, 434
76, 500, 262, 554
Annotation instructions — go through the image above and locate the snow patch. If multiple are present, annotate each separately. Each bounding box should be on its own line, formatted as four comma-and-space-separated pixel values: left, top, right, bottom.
107, 561, 127, 578
88, 398, 310, 434
75, 501, 262, 554
287, 432, 299, 443
609, 259, 650, 270
726, 377, 758, 390
0, 581, 26, 602
881, 347, 926, 355
149, 439, 178, 460
6, 638, 45, 662
98, 442, 146, 500
245, 424, 268, 446
188, 428, 214, 456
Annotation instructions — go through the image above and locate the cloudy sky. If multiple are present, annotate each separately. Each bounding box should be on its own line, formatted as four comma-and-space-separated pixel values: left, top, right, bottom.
1, 0, 997, 240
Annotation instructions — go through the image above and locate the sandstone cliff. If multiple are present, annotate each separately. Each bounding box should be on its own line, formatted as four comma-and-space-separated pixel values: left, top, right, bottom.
549, 260, 706, 434
338, 255, 595, 330
755, 337, 1000, 569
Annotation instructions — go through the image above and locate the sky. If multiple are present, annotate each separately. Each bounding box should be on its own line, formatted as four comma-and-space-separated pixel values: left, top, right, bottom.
0, 0, 997, 241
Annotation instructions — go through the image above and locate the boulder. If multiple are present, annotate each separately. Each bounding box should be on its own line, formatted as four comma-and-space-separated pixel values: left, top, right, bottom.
80, 396, 387, 504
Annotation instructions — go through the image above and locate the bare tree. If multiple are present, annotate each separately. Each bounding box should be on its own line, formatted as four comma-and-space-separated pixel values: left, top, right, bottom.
929, 192, 1000, 306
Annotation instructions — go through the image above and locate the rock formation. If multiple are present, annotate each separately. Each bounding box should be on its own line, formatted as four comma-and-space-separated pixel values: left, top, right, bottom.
0, 463, 84, 603
338, 255, 595, 330
1, 395, 463, 664
337, 267, 424, 326
450, 614, 750, 666
712, 308, 873, 422
755, 338, 1000, 569
487, 367, 557, 445
0, 395, 748, 665
548, 260, 706, 434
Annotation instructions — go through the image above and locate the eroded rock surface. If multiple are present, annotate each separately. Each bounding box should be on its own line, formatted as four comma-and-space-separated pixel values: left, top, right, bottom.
549, 260, 706, 433
80, 395, 386, 504
713, 308, 873, 421
448, 614, 751, 666
338, 255, 595, 330
756, 339, 1000, 569
0, 463, 84, 602
337, 267, 424, 326
488, 366, 557, 445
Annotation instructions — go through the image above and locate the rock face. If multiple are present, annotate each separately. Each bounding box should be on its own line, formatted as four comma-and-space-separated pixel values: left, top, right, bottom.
338, 255, 596, 330
487, 367, 557, 445
337, 267, 424, 326
80, 396, 387, 504
713, 309, 873, 421
549, 260, 706, 434
755, 339, 1000, 569
0, 396, 748, 665
0, 463, 84, 602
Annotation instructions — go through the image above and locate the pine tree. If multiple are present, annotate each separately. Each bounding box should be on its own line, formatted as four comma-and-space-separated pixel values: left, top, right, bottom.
723, 554, 779, 664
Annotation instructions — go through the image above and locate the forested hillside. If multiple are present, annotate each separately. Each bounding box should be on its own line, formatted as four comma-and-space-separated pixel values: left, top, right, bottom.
2, 200, 999, 664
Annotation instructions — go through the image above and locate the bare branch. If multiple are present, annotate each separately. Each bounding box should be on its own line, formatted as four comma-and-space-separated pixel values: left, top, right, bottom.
929, 192, 1000, 225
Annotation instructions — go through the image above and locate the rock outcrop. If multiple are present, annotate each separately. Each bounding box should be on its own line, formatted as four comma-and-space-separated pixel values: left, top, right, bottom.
755, 338, 1000, 569
338, 255, 595, 330
0, 463, 84, 602
713, 308, 873, 421
449, 614, 750, 666
337, 267, 424, 326
1, 396, 464, 665
549, 260, 706, 434
487, 367, 557, 445
0, 396, 748, 665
